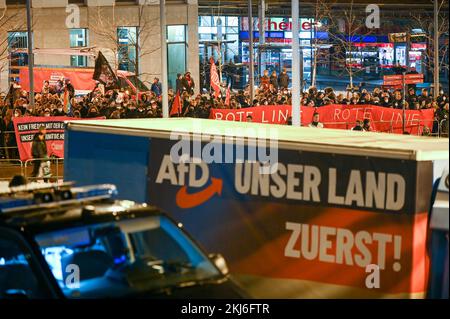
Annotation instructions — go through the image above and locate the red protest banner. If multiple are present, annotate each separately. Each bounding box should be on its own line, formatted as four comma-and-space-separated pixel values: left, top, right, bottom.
19, 67, 96, 93
209, 105, 316, 125
315, 104, 435, 134
210, 104, 435, 134
12, 116, 103, 161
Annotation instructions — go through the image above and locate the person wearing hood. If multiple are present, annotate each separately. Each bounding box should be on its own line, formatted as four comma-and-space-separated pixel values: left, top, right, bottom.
31, 125, 51, 181
87, 106, 100, 118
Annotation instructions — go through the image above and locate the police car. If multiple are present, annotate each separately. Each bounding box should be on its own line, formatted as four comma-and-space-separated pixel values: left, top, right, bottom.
0, 183, 247, 299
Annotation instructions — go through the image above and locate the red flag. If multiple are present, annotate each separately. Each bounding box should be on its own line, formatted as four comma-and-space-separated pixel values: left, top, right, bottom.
225, 84, 231, 107
63, 89, 70, 113
210, 57, 221, 98
170, 91, 182, 116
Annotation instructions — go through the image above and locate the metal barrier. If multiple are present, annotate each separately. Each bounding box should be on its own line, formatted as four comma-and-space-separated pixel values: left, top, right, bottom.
0, 159, 24, 181
23, 157, 64, 182
0, 157, 64, 182
0, 130, 20, 161
0, 129, 64, 182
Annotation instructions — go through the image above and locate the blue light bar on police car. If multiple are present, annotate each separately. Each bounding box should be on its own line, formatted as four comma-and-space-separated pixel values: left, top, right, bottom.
0, 184, 118, 214
0, 197, 35, 212
72, 184, 118, 200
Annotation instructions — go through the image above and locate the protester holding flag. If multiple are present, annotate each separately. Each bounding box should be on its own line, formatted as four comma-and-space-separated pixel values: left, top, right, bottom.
93, 51, 120, 91
170, 91, 182, 117
63, 79, 75, 114
225, 84, 231, 107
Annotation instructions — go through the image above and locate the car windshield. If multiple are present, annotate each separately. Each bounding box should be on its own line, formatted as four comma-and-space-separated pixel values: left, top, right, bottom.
35, 216, 221, 298
127, 75, 150, 92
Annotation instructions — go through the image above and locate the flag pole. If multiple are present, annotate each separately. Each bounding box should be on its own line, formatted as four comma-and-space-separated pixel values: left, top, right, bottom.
291, 0, 301, 126
160, 0, 169, 118
26, 0, 35, 112
248, 0, 255, 102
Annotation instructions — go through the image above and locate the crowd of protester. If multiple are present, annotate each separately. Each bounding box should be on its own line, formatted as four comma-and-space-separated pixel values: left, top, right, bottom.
1, 69, 448, 159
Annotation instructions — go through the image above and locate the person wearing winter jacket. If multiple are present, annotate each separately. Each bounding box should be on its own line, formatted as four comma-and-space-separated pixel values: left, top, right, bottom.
31, 125, 50, 181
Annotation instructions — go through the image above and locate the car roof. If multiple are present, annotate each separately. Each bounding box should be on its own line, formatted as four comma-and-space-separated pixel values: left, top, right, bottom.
0, 199, 164, 235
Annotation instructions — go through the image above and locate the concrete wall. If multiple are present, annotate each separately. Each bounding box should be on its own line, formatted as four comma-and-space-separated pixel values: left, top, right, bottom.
0, 1, 199, 93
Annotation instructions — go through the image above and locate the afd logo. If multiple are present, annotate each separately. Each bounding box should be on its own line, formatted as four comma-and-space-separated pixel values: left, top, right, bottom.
155, 155, 223, 209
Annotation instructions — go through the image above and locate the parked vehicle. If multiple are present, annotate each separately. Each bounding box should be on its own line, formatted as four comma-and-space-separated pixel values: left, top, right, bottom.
0, 183, 248, 299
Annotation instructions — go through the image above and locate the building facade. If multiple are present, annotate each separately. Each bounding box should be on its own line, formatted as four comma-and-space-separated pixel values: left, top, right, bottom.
0, 0, 199, 93
198, 13, 447, 90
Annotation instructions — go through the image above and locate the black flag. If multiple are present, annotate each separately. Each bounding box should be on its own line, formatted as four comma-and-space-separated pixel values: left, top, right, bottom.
93, 51, 119, 90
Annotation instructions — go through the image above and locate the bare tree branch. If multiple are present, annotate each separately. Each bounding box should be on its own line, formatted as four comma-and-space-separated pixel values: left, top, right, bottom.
89, 4, 160, 82
409, 0, 449, 77
0, 8, 28, 83
325, 0, 375, 89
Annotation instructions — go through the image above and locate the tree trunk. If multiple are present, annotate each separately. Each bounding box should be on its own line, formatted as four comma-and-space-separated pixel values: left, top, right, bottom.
433, 0, 440, 97
349, 70, 354, 89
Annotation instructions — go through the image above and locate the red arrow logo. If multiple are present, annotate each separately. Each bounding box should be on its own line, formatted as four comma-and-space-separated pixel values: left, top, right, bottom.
176, 178, 223, 209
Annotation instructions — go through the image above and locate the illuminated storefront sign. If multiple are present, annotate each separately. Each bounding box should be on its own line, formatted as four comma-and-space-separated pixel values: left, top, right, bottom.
241, 17, 323, 32
239, 17, 327, 43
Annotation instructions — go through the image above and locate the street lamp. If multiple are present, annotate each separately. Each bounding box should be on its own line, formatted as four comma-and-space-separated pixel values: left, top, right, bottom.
292, 0, 301, 126
26, 0, 35, 112
160, 0, 168, 118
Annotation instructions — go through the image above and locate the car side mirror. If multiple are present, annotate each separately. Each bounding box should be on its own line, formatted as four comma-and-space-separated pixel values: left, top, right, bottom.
209, 253, 229, 276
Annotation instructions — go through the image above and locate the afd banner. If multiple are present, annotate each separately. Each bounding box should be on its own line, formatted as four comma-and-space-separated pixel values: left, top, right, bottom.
209, 104, 435, 134
148, 137, 432, 298
12, 116, 102, 161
